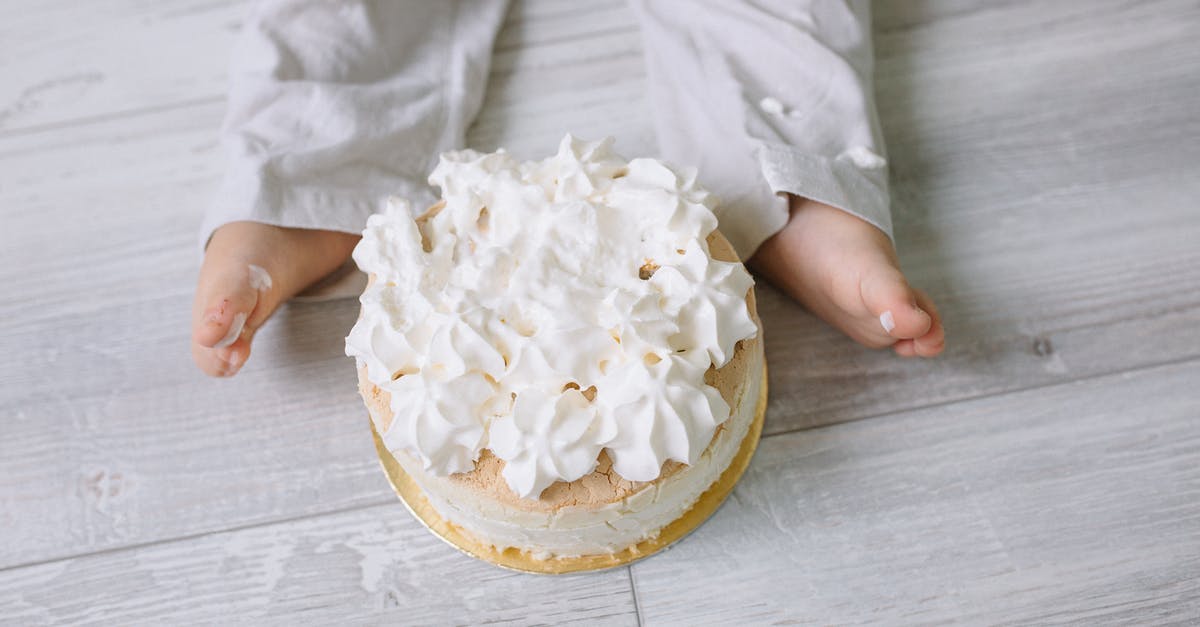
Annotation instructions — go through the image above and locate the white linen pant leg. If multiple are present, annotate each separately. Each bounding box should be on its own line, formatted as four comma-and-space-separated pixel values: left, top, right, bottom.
201, 0, 510, 250
629, 0, 891, 259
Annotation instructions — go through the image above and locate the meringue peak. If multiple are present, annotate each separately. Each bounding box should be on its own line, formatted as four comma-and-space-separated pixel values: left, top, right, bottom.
347, 135, 757, 498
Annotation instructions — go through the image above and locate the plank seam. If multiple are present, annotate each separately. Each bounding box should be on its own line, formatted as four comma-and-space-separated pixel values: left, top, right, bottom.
0, 496, 394, 573
7, 353, 1200, 574
761, 350, 1200, 440
627, 566, 645, 627
0, 95, 225, 139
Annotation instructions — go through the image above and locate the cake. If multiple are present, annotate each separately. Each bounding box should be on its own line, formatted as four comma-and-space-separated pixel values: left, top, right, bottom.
346, 135, 765, 564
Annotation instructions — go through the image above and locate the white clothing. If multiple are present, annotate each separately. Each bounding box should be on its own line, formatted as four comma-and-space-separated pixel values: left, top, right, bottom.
630, 0, 891, 254
204, 0, 890, 267
203, 1, 507, 249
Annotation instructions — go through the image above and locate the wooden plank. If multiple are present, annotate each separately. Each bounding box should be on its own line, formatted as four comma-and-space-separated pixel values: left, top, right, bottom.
762, 0, 1200, 431
4, 0, 1200, 572
630, 360, 1200, 624
0, 0, 241, 133
0, 502, 639, 624
0, 2, 658, 570
0, 0, 646, 139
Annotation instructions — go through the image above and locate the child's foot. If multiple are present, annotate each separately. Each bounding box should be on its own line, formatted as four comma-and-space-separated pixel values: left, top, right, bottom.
191, 222, 360, 377
748, 195, 945, 357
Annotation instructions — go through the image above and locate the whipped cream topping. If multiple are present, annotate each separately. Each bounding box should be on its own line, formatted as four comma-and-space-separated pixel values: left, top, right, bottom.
346, 135, 758, 498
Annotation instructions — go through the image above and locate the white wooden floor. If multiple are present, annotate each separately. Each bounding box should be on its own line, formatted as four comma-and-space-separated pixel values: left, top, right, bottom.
2, 0, 1199, 624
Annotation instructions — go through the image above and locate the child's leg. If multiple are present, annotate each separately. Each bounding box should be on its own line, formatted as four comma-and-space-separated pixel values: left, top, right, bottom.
629, 0, 943, 356
193, 1, 511, 376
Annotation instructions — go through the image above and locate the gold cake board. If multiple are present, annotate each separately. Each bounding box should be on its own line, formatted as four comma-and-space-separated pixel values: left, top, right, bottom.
371, 364, 768, 575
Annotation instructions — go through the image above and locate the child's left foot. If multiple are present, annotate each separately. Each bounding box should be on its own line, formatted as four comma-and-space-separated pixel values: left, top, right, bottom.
749, 195, 945, 357
191, 222, 359, 377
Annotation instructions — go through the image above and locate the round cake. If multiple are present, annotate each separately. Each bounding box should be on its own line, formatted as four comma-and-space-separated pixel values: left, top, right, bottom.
346, 135, 764, 564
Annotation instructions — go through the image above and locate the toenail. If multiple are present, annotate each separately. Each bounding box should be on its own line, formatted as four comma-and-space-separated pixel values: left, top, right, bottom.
214, 312, 248, 348
880, 310, 896, 334
226, 350, 243, 368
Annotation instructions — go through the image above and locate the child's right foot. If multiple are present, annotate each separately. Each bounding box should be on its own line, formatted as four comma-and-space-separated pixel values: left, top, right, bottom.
749, 195, 945, 357
191, 222, 359, 377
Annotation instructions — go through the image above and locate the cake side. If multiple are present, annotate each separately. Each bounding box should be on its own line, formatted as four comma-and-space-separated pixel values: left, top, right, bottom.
375, 336, 763, 558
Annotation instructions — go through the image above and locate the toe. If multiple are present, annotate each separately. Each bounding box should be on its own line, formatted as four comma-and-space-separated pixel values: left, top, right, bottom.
192, 340, 251, 377
192, 256, 273, 377
194, 293, 256, 350
860, 267, 933, 341
193, 259, 264, 351
892, 339, 918, 357
911, 289, 946, 357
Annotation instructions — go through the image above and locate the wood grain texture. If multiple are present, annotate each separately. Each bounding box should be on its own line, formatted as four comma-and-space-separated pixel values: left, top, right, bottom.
630, 360, 1200, 625
1, 0, 1197, 563
0, 102, 394, 571
761, 0, 1200, 432
1, 0, 1199, 623
0, 0, 659, 572
0, 0, 242, 135
0, 501, 639, 625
